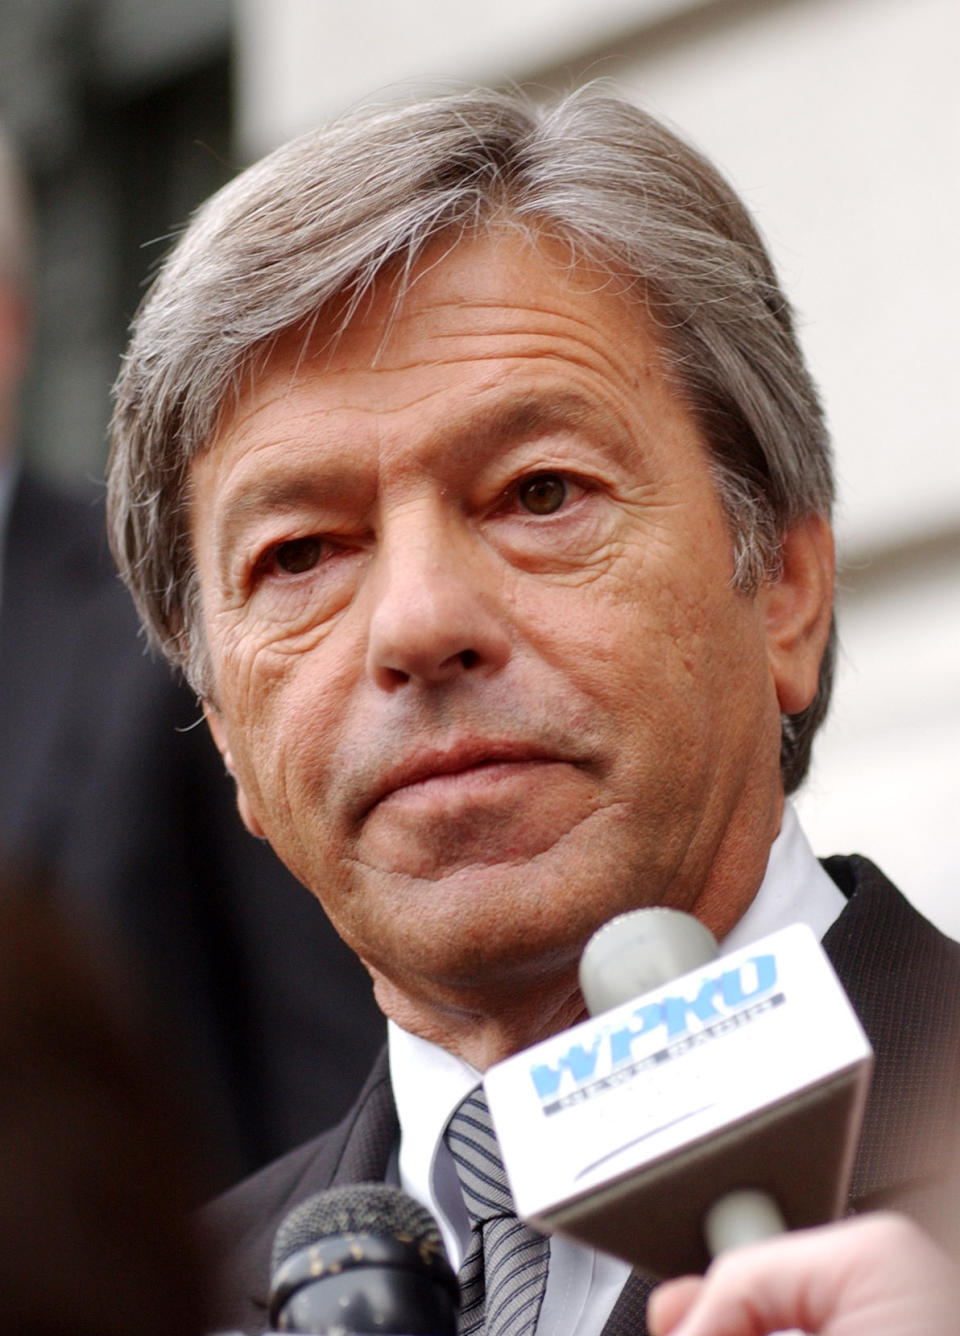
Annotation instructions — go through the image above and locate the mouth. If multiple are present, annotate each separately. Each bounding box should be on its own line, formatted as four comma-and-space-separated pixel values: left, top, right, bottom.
365, 741, 569, 816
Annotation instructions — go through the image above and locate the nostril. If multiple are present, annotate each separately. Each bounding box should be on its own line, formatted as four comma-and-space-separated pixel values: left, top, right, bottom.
378, 665, 411, 689
459, 649, 480, 670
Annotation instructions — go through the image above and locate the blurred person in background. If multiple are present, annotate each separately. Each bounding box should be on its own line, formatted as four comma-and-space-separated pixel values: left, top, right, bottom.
0, 124, 384, 1195
0, 866, 207, 1336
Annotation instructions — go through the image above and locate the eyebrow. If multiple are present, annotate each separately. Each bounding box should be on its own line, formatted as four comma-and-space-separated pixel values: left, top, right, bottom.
209, 386, 640, 568
423, 389, 638, 468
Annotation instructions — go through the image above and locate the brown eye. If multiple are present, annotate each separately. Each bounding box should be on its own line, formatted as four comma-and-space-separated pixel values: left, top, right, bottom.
518, 473, 567, 515
274, 537, 322, 574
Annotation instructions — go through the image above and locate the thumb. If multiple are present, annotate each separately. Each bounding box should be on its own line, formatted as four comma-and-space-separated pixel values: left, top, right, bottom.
648, 1276, 706, 1335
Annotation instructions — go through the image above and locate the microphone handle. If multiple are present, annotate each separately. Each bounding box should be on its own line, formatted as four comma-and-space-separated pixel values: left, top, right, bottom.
703, 1188, 786, 1257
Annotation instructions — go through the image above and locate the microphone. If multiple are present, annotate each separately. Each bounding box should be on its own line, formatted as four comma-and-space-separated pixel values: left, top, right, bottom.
578, 906, 718, 1014
484, 910, 873, 1278
267, 1183, 458, 1334
580, 909, 785, 1256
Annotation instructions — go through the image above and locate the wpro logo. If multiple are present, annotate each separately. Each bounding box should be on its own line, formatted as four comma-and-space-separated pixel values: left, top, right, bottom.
530, 954, 781, 1111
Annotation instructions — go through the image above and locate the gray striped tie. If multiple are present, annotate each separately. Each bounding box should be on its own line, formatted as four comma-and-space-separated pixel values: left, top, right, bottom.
444, 1086, 550, 1336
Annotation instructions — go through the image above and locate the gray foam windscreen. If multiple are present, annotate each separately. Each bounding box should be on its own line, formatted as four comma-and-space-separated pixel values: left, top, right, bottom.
271, 1184, 445, 1278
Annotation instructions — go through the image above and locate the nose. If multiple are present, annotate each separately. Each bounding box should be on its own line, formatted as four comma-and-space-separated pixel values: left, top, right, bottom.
365, 519, 511, 691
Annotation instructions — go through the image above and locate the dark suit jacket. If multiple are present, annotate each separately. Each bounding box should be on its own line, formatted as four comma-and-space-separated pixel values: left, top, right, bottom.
200, 855, 960, 1334
0, 470, 385, 1190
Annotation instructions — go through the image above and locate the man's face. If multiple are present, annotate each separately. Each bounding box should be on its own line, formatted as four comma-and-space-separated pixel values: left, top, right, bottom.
192, 230, 825, 1034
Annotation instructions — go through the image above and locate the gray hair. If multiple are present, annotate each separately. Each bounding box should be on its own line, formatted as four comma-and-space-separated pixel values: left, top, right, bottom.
108, 86, 835, 793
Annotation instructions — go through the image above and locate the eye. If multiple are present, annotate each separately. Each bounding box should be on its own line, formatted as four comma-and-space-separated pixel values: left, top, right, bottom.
517, 473, 568, 515
272, 536, 323, 574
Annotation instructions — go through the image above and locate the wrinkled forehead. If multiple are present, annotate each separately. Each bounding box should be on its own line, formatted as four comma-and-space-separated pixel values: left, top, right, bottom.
196, 237, 687, 504
203, 225, 661, 448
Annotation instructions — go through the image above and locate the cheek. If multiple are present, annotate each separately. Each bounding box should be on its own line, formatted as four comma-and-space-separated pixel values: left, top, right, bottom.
523, 530, 768, 754
214, 634, 351, 838
512, 544, 713, 702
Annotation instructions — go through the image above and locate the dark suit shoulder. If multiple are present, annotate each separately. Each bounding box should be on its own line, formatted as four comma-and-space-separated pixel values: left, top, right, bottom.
823, 852, 960, 1054
200, 1127, 341, 1271
199, 1049, 395, 1333
822, 854, 960, 1242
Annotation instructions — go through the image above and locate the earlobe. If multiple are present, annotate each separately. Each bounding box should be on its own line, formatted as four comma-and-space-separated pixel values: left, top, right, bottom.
202, 702, 267, 839
762, 514, 835, 717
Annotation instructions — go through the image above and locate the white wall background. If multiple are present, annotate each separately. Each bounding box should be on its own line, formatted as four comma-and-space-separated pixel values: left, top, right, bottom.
233, 0, 960, 935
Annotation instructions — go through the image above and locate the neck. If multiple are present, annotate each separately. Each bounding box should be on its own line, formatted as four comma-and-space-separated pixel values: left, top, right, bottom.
372, 970, 588, 1070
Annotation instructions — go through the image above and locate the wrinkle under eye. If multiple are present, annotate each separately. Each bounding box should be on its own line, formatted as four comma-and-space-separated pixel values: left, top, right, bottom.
519, 474, 567, 515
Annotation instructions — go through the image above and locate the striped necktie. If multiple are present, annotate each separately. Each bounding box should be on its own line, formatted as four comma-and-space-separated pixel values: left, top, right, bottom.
444, 1085, 550, 1336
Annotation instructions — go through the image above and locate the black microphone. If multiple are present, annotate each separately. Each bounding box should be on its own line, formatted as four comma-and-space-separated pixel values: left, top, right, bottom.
485, 909, 873, 1278
268, 1183, 458, 1334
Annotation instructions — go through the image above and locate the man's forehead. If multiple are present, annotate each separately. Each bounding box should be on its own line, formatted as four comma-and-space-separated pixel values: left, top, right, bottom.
255, 226, 642, 369
205, 230, 667, 440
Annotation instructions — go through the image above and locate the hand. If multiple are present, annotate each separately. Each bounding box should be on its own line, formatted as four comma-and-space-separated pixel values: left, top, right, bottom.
647, 1212, 959, 1336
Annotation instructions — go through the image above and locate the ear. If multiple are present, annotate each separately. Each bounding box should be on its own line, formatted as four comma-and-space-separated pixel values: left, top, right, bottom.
760, 514, 835, 716
202, 702, 266, 839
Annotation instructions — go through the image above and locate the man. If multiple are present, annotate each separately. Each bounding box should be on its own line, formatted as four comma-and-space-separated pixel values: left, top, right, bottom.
0, 126, 384, 1191
106, 88, 960, 1333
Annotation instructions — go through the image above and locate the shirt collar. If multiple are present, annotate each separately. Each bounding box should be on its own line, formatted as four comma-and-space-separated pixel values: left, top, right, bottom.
721, 800, 845, 952
390, 1019, 480, 1262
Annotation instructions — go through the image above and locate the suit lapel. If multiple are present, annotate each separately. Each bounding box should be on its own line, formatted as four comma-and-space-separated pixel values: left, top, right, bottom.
822, 854, 960, 1211
327, 1047, 400, 1187
200, 1048, 396, 1333
600, 1270, 655, 1336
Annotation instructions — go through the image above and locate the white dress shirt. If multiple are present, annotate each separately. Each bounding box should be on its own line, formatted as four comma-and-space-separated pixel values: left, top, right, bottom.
389, 801, 846, 1336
